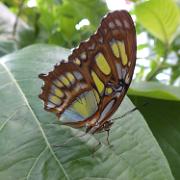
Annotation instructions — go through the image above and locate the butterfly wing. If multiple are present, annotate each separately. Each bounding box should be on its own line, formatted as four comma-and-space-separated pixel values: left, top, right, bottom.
39, 62, 93, 116
69, 10, 136, 87
39, 10, 136, 132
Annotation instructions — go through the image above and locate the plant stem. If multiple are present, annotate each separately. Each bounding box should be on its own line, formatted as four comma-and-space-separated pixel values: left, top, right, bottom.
146, 43, 169, 81
12, 0, 26, 37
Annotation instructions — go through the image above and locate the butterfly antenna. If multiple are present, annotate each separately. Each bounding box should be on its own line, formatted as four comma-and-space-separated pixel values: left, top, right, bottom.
111, 102, 148, 121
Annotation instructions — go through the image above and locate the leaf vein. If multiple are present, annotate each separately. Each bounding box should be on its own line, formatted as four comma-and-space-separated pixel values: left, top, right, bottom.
1, 63, 70, 180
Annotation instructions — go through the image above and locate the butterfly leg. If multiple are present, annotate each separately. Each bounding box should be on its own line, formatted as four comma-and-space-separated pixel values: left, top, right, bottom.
106, 129, 110, 145
105, 129, 113, 148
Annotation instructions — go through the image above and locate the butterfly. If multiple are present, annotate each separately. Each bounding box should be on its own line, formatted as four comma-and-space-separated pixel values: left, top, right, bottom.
39, 10, 136, 136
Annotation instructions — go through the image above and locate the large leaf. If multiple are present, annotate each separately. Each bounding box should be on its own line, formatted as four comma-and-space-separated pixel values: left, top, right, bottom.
0, 44, 174, 180
129, 81, 180, 179
135, 0, 180, 45
130, 96, 180, 180
129, 81, 180, 101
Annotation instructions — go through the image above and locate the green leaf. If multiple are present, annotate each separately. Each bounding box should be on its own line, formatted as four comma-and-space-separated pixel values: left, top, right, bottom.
171, 63, 180, 84
0, 3, 35, 50
137, 43, 148, 50
129, 81, 180, 178
0, 44, 174, 180
130, 96, 180, 180
135, 0, 180, 45
129, 81, 180, 101
36, 0, 108, 48
0, 40, 17, 57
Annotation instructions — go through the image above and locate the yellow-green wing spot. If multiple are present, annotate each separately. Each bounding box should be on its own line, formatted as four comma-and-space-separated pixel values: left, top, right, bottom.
66, 72, 75, 84
95, 53, 111, 75
93, 89, 100, 103
71, 90, 98, 118
91, 70, 104, 94
51, 85, 64, 97
60, 75, 70, 87
111, 40, 120, 58
105, 87, 113, 95
71, 97, 89, 117
118, 41, 128, 66
110, 40, 128, 66
53, 79, 63, 88
48, 95, 61, 105
74, 58, 81, 65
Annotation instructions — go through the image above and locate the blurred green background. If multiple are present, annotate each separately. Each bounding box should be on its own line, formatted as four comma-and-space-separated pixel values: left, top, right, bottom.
0, 0, 180, 179
1, 0, 180, 85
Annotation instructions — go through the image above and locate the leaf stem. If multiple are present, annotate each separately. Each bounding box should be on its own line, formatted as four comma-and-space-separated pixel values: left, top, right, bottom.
146, 43, 169, 81
12, 0, 25, 37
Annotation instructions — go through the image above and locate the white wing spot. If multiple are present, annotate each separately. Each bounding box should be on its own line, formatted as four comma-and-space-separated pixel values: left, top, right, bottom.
47, 102, 55, 109
99, 37, 103, 43
124, 20, 130, 29
88, 43, 95, 50
73, 71, 83, 80
115, 19, 122, 27
109, 22, 115, 29
125, 73, 130, 84
80, 52, 86, 60
115, 63, 122, 79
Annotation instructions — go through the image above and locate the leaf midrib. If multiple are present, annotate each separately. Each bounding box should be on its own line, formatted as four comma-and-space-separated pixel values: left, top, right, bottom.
1, 62, 70, 180
0, 60, 173, 180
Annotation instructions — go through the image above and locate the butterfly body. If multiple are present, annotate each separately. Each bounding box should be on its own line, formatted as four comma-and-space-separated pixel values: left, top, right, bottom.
39, 10, 136, 134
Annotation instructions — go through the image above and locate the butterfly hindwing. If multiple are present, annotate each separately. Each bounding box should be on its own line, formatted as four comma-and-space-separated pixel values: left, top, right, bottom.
39, 61, 93, 117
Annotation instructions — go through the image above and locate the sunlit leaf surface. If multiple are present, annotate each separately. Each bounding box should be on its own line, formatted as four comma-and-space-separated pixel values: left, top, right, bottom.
130, 95, 180, 180
129, 82, 180, 101
135, 0, 180, 45
0, 45, 174, 180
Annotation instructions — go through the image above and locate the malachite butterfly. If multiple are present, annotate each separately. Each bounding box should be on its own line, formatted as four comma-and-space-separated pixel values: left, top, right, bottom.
39, 10, 136, 135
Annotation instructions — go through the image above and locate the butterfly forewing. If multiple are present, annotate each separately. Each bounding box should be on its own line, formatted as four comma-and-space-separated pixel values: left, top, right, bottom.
39, 10, 136, 133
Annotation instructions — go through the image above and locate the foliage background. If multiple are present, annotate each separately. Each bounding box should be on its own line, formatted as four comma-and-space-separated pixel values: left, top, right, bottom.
0, 0, 180, 179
